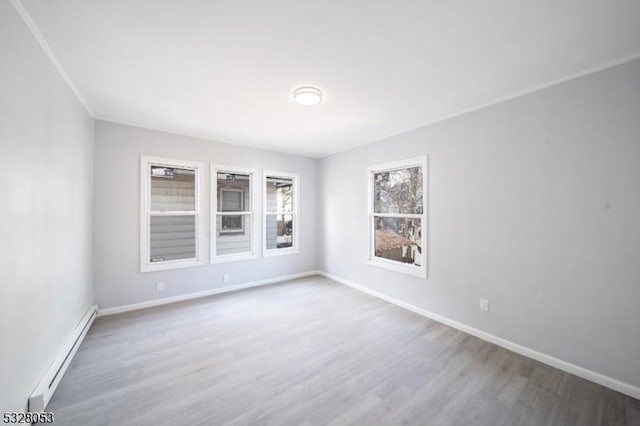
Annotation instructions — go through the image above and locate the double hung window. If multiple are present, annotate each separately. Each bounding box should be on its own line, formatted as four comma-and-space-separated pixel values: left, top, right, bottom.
263, 171, 299, 256
211, 166, 258, 262
140, 156, 204, 272
367, 156, 427, 277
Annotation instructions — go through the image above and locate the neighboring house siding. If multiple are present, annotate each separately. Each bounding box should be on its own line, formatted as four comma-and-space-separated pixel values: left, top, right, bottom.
150, 216, 196, 261
151, 173, 195, 211
149, 171, 197, 261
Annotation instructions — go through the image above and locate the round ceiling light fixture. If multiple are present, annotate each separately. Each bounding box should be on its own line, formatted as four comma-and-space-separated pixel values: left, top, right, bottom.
293, 86, 322, 106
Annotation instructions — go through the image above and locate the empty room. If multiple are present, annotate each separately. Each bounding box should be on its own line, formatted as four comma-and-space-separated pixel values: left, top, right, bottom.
1, 0, 639, 425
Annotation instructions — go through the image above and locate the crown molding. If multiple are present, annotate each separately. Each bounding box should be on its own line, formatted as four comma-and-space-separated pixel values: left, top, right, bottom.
320, 52, 640, 159
10, 0, 94, 117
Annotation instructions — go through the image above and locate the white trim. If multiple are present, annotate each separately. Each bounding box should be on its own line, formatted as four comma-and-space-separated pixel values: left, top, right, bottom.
10, 0, 94, 117
263, 247, 300, 257
263, 170, 300, 257
367, 156, 428, 278
29, 304, 98, 412
97, 271, 322, 316
211, 254, 258, 264
366, 258, 424, 278
319, 53, 640, 159
318, 271, 640, 400
142, 258, 205, 273
366, 155, 428, 174
140, 156, 205, 273
210, 165, 259, 263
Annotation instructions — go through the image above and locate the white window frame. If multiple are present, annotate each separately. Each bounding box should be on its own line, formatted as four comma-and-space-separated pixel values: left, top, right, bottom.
366, 156, 428, 278
211, 165, 259, 263
263, 170, 299, 257
219, 188, 245, 234
140, 156, 205, 273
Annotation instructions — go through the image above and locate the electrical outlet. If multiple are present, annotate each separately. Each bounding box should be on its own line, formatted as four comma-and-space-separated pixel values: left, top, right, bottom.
223, 273, 230, 283
156, 282, 165, 292
479, 298, 489, 312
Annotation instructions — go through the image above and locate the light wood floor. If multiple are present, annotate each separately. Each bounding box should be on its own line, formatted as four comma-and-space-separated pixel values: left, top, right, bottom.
48, 276, 640, 425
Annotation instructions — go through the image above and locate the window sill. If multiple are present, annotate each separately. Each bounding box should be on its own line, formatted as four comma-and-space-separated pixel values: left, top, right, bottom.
366, 258, 427, 278
210, 254, 257, 264
140, 259, 204, 273
263, 248, 299, 258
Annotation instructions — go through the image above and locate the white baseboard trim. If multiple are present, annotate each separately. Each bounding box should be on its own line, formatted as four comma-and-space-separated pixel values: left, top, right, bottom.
29, 304, 98, 412
97, 270, 323, 317
318, 271, 640, 400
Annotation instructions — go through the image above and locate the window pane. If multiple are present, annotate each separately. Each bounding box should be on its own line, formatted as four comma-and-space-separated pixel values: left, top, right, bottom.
373, 167, 422, 214
266, 214, 293, 249
150, 215, 196, 262
374, 217, 422, 266
266, 176, 293, 213
217, 172, 250, 212
151, 166, 196, 211
221, 215, 243, 232
216, 214, 251, 256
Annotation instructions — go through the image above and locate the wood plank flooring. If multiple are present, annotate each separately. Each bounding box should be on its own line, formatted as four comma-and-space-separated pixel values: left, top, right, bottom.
47, 276, 640, 425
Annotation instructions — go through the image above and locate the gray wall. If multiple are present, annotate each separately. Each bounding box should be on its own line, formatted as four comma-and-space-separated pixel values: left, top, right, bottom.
0, 2, 94, 413
93, 121, 318, 309
319, 59, 640, 388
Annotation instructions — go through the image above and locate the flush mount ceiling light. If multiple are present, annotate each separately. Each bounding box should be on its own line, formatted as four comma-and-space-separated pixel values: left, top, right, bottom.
293, 86, 322, 106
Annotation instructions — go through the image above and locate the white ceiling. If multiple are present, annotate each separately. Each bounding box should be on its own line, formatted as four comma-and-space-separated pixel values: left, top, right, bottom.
19, 0, 640, 157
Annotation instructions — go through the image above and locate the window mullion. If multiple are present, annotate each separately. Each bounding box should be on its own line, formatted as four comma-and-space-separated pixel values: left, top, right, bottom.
150, 211, 197, 216
372, 213, 421, 218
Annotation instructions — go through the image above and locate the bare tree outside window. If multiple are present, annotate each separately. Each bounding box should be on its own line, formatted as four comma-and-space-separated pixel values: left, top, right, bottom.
374, 167, 422, 214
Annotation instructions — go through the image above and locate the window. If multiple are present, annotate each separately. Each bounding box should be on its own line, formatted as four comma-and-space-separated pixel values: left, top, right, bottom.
263, 171, 299, 256
220, 189, 244, 234
211, 166, 258, 262
367, 156, 427, 277
140, 156, 204, 272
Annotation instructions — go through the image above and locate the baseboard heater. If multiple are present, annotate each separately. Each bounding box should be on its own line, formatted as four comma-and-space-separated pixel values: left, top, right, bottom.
28, 304, 98, 412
